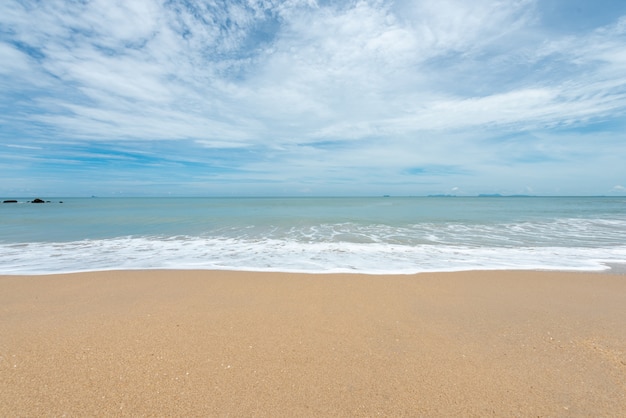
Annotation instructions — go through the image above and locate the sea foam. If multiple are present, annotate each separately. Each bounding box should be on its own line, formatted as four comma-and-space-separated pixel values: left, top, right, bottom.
2, 236, 625, 275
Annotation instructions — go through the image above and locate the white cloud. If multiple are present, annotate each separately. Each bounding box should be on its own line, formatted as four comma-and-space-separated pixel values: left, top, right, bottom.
5, 0, 623, 143
4, 144, 43, 150
1, 0, 625, 195
395, 0, 535, 53
0, 42, 32, 75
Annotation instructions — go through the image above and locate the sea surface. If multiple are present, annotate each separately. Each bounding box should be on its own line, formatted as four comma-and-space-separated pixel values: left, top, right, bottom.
1, 196, 626, 275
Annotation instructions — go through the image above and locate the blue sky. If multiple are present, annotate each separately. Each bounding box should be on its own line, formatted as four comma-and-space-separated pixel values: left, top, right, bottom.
1, 0, 625, 196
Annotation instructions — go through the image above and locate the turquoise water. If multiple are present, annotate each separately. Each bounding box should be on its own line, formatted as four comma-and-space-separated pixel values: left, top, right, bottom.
1, 196, 625, 274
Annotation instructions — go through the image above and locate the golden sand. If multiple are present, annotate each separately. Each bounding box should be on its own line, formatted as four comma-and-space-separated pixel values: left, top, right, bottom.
1, 270, 625, 416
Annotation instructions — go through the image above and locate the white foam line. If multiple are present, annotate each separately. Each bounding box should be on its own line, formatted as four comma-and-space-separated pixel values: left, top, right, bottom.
1, 237, 625, 275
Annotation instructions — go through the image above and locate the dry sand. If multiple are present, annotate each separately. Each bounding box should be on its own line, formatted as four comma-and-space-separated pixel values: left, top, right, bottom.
1, 270, 625, 417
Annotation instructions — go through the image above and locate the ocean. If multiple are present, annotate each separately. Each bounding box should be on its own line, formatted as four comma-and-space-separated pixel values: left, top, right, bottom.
1, 196, 625, 275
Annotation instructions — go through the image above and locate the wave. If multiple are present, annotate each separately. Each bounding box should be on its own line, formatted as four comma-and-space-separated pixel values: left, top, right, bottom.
2, 235, 625, 275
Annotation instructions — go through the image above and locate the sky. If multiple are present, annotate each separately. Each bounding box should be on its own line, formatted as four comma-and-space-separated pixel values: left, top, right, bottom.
1, 0, 625, 197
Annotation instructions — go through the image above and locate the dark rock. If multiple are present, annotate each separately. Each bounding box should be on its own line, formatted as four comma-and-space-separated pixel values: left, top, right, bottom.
31, 198, 45, 203
3, 200, 18, 203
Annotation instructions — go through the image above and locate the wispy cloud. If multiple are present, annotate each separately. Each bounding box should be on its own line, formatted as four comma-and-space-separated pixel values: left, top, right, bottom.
1, 0, 625, 196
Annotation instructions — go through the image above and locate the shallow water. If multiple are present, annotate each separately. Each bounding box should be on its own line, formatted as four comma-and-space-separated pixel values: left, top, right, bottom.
1, 196, 625, 274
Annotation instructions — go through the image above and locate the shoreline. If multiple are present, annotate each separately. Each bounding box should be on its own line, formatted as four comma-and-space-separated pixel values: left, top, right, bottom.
3, 261, 626, 276
604, 262, 626, 274
2, 269, 625, 416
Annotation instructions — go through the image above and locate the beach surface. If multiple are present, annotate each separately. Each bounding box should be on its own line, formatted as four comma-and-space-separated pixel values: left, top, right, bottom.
1, 270, 625, 416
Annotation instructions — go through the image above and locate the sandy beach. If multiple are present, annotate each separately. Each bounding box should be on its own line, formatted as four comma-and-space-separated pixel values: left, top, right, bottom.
1, 270, 625, 417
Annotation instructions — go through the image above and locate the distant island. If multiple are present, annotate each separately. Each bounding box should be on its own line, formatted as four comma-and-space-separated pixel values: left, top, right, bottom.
425, 194, 535, 198
2, 198, 63, 203
478, 194, 534, 197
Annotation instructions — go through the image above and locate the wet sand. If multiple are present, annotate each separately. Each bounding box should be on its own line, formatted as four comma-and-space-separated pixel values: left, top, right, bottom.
1, 270, 625, 416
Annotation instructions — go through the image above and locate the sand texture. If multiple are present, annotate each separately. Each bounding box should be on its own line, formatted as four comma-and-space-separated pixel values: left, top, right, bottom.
1, 270, 625, 416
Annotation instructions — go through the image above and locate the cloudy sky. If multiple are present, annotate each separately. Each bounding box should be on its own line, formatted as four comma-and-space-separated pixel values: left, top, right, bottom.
1, 0, 625, 196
